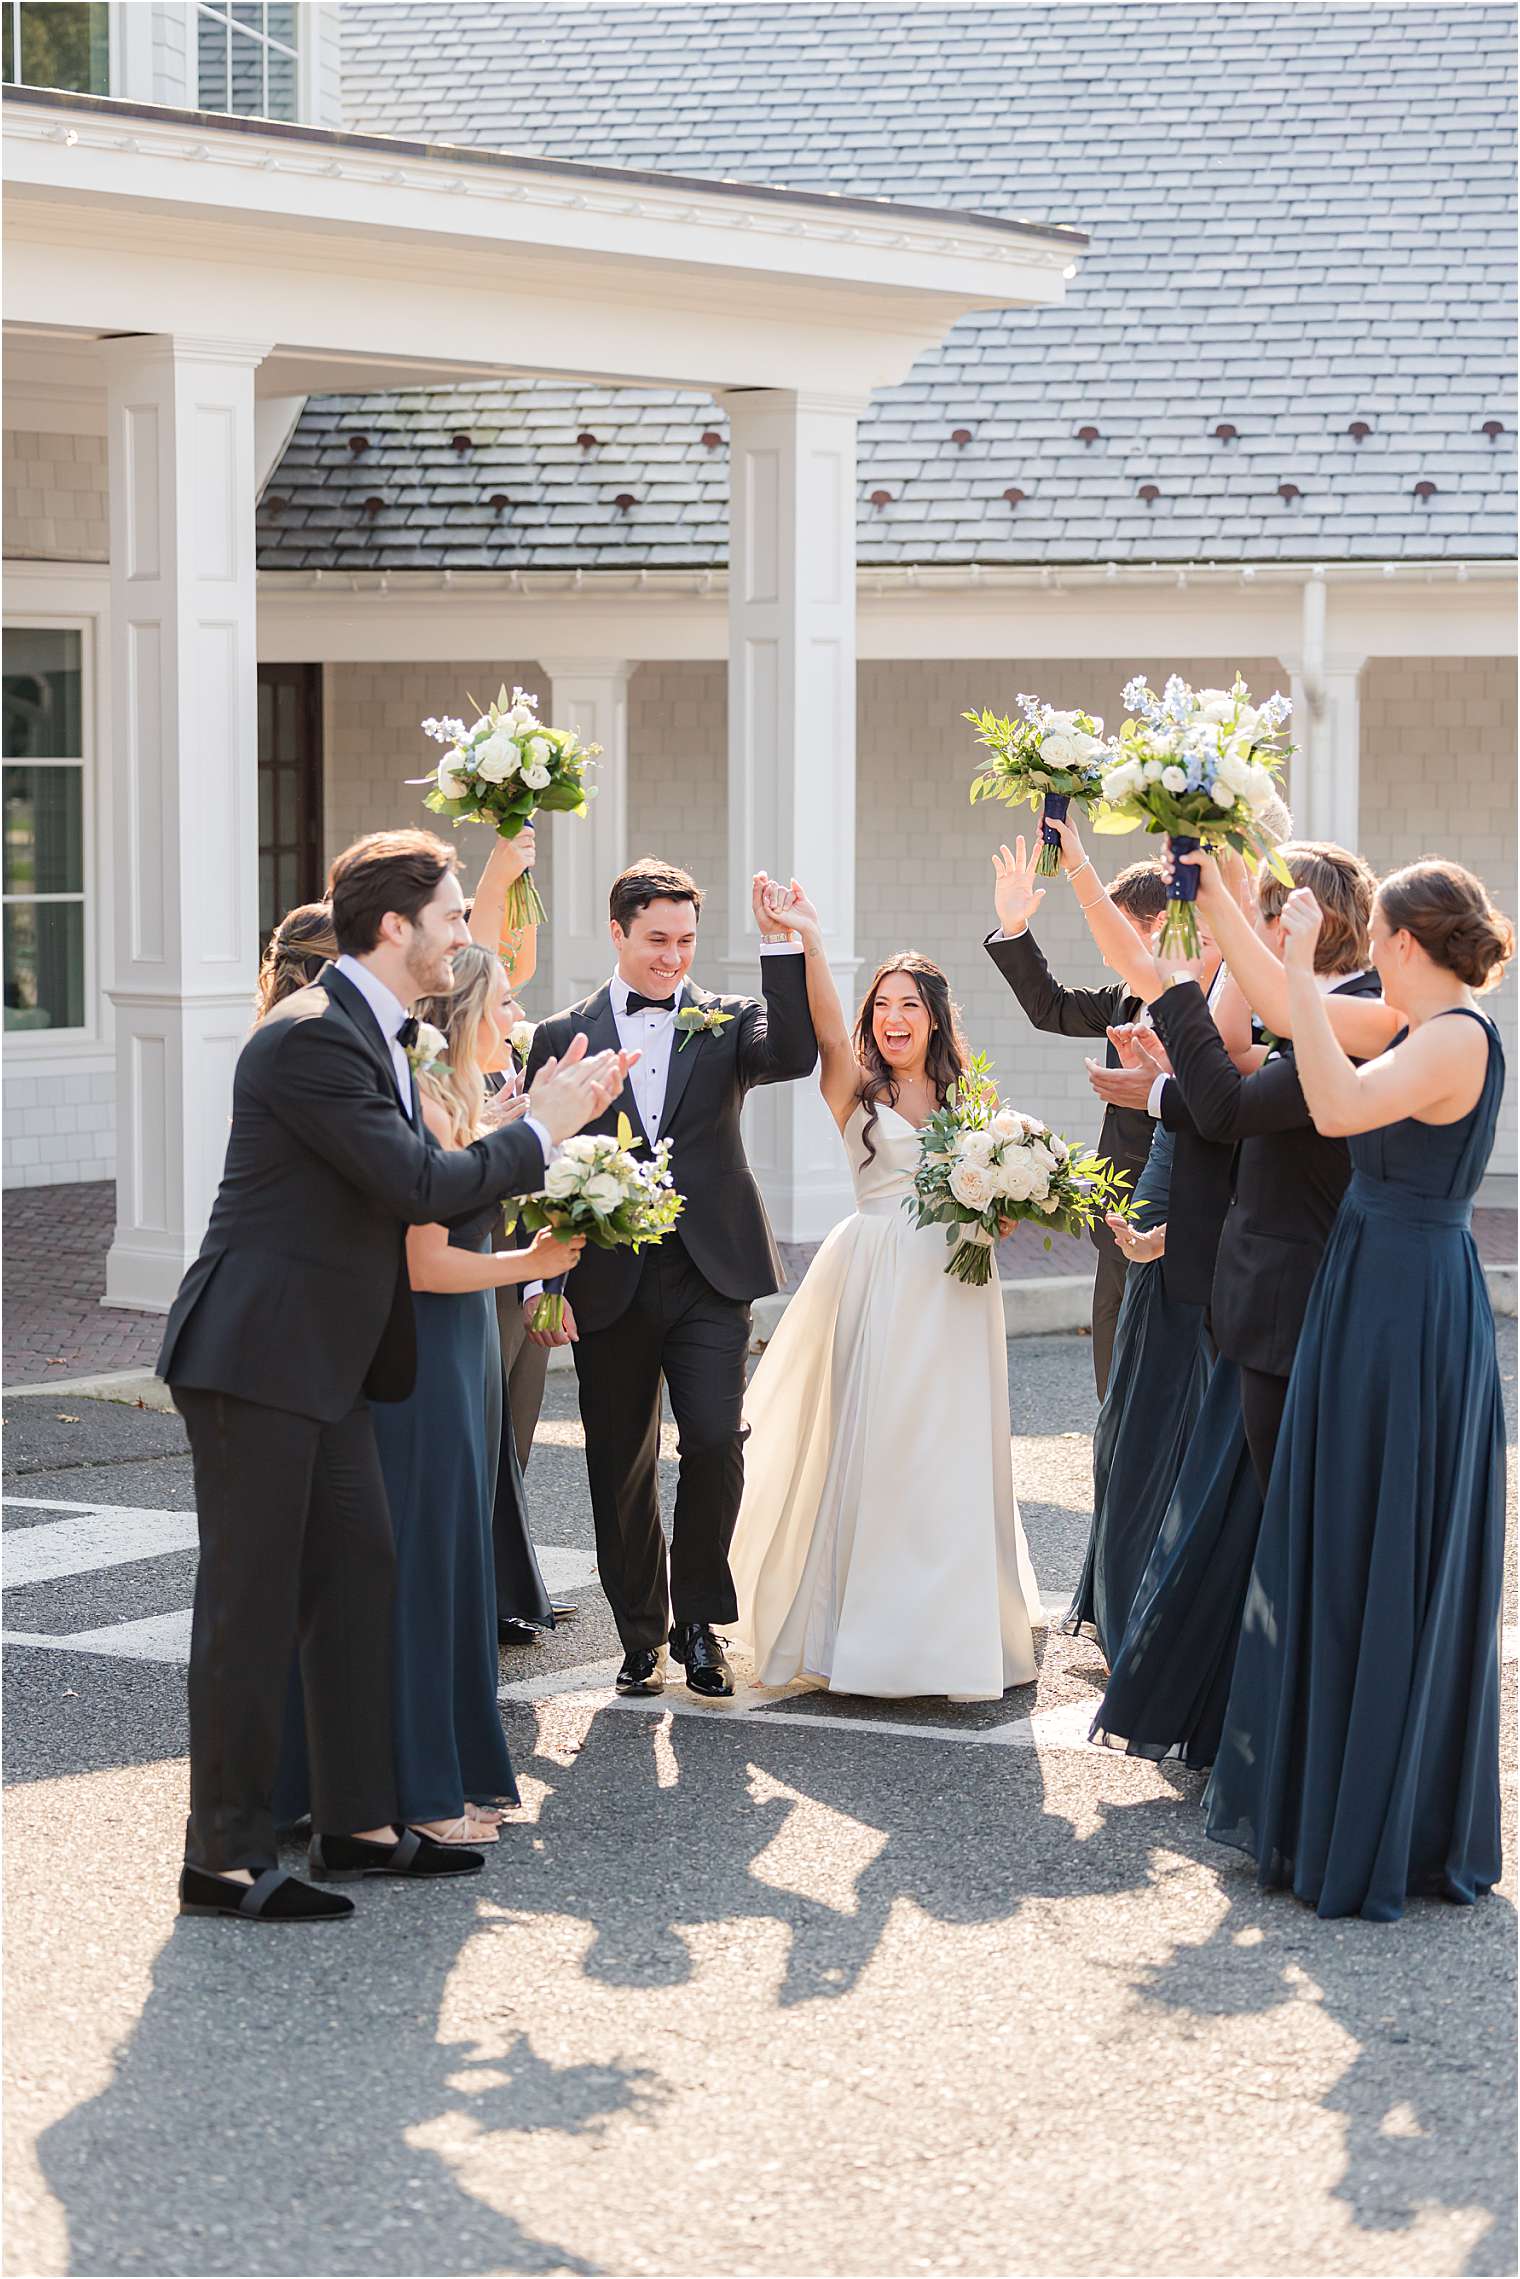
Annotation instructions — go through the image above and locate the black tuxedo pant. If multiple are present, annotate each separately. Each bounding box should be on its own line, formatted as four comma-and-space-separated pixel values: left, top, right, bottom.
572, 1240, 750, 1652
176, 1388, 398, 1872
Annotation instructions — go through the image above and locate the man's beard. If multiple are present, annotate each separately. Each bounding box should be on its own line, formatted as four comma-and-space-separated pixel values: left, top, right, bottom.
406, 935, 454, 999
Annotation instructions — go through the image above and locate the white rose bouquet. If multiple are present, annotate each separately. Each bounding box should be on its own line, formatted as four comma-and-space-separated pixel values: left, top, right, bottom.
904, 1053, 1132, 1286
413, 683, 599, 931
506, 1113, 684, 1334
966, 694, 1109, 876
1095, 674, 1295, 956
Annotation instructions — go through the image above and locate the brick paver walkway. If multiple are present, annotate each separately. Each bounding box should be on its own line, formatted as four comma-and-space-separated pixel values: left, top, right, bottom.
4, 1179, 1514, 1388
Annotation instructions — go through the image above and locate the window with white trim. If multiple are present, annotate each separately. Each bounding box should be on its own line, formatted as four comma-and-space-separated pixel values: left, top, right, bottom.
1, 2, 109, 94
196, 2, 299, 122
2, 626, 89, 1037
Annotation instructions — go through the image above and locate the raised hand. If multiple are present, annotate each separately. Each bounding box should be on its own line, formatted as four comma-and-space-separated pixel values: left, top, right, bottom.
751, 871, 779, 935
763, 878, 822, 943
499, 823, 536, 884
992, 839, 1045, 937
1045, 811, 1093, 876
525, 1227, 585, 1276
1279, 886, 1325, 972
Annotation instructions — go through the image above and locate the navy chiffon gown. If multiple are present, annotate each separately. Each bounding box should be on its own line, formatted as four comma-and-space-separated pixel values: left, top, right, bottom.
1068, 1126, 1212, 1662
1091, 1356, 1261, 1769
1205, 1010, 1506, 1920
276, 1204, 518, 1827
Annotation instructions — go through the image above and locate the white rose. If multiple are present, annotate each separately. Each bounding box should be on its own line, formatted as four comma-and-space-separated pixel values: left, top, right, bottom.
472, 731, 520, 784
1042, 709, 1081, 733
522, 762, 552, 792
1235, 705, 1260, 738
508, 704, 538, 733
1102, 758, 1144, 801
413, 1021, 446, 1062
956, 1127, 997, 1165
562, 1135, 600, 1164
510, 1021, 534, 1059
1211, 781, 1237, 809
583, 1172, 624, 1212
1198, 690, 1235, 724
990, 1108, 1022, 1142
526, 737, 552, 768
995, 1153, 1036, 1203
1161, 765, 1188, 792
949, 1159, 996, 1211
544, 1158, 581, 1200
1038, 1194, 1061, 1213
1214, 748, 1251, 796
1040, 730, 1081, 767
1047, 1134, 1068, 1161
1143, 759, 1165, 783
1028, 1140, 1058, 1175
1241, 764, 1276, 813
436, 758, 470, 801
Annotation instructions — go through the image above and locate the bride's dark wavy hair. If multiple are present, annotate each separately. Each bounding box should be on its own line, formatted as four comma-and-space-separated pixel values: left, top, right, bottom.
853, 953, 969, 1164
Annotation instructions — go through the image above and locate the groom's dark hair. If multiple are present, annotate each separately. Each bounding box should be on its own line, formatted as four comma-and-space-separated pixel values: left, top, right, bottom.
328, 829, 460, 954
610, 858, 703, 932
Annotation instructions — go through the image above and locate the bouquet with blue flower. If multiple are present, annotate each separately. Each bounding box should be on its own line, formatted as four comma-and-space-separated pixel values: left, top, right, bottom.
1095, 674, 1295, 956
966, 695, 1109, 875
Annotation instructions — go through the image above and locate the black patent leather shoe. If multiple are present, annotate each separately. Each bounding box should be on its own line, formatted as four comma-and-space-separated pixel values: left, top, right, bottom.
309, 1827, 483, 1881
498, 1617, 542, 1646
669, 1622, 735, 1698
615, 1647, 667, 1695
179, 1864, 354, 1922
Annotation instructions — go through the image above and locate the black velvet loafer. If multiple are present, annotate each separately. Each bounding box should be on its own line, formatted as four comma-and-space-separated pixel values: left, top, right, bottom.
308, 1827, 483, 1881
179, 1865, 354, 1922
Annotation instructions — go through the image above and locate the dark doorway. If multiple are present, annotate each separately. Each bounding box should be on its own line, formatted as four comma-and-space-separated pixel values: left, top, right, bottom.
257, 663, 323, 947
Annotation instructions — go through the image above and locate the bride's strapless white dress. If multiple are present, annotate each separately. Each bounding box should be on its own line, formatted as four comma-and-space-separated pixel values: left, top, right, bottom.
730, 1100, 1043, 1700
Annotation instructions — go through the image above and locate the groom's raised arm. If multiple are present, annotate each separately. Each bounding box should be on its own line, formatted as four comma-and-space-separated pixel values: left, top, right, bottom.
736, 946, 817, 1090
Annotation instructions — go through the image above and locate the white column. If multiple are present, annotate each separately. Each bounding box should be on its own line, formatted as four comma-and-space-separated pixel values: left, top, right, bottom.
720, 387, 864, 1242
102, 334, 268, 1312
540, 659, 631, 1008
1282, 578, 1365, 852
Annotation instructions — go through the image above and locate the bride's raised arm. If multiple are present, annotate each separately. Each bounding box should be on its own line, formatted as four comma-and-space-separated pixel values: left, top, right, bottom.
762, 881, 860, 1129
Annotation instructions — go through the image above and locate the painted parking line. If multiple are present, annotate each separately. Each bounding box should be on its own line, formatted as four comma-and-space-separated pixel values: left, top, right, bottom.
1, 1502, 199, 1586
3, 1610, 196, 1663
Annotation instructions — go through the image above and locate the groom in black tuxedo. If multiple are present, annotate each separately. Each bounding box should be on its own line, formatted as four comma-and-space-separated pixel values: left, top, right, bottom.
159, 829, 632, 1922
523, 858, 817, 1697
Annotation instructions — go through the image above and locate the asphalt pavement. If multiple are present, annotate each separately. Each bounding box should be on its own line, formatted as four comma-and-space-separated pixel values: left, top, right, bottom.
3, 1327, 1516, 2279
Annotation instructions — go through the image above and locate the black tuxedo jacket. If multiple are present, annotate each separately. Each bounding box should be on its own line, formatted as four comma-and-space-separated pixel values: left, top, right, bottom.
1152, 969, 1382, 1367
982, 926, 1151, 1193
158, 965, 551, 1422
525, 956, 817, 1334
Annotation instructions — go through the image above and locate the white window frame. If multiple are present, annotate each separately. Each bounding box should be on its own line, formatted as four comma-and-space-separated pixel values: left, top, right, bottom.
193, 0, 301, 124
1, 578, 109, 1062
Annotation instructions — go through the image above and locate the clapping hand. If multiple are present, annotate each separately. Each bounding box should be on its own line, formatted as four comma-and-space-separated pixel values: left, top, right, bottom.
992, 840, 1045, 937
1279, 886, 1325, 971
1085, 1022, 1164, 1109
528, 1032, 638, 1144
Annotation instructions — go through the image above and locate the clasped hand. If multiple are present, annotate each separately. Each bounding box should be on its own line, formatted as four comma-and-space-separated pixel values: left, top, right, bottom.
1085, 1022, 1170, 1108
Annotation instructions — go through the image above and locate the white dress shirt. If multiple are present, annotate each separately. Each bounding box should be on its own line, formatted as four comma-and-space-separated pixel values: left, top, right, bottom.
334, 953, 412, 1107
611, 946, 802, 1140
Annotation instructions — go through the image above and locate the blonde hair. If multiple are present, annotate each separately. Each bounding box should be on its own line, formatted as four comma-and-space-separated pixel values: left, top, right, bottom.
254, 902, 338, 1020
413, 942, 501, 1145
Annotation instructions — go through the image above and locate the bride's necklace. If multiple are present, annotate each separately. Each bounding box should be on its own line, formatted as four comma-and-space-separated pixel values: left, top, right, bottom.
891, 1072, 936, 1127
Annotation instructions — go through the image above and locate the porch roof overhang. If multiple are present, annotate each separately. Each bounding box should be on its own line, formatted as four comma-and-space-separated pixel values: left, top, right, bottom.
3, 89, 1087, 399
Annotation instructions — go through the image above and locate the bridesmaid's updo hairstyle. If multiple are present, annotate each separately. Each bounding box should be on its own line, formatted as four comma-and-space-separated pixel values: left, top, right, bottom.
1257, 843, 1375, 975
254, 901, 338, 1019
414, 941, 501, 1146
853, 953, 969, 1164
1377, 859, 1515, 992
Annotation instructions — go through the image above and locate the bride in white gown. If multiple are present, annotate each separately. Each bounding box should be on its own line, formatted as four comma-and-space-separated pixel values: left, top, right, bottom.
729, 885, 1044, 1701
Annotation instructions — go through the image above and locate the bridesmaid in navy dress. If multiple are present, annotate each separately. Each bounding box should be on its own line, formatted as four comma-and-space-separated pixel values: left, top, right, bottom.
1205, 859, 1513, 1921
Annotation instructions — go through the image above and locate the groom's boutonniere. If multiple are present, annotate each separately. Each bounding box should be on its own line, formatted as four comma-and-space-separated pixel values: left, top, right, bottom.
404, 1020, 448, 1079
510, 1019, 535, 1067
674, 1004, 734, 1052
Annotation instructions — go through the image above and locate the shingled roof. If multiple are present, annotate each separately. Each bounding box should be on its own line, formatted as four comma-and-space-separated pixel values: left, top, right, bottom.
259, 1, 1516, 572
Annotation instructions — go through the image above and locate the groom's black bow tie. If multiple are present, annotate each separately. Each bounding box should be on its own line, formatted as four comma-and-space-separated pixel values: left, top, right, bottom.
624, 990, 677, 1016
396, 1017, 419, 1049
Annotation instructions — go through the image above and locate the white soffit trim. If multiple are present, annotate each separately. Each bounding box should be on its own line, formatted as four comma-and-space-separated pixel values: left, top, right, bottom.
3, 92, 1083, 394
253, 562, 1518, 668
